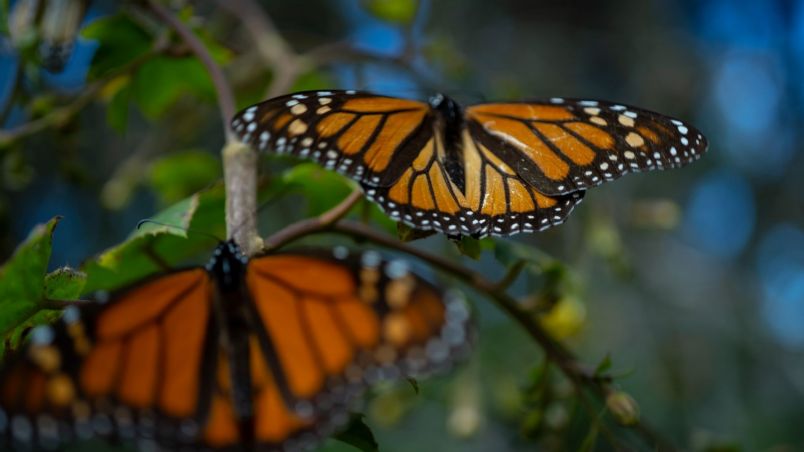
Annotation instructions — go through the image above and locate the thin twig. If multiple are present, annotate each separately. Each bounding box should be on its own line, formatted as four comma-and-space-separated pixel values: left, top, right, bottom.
492, 259, 527, 292
263, 189, 364, 250
214, 0, 306, 98
40, 298, 89, 310
0, 42, 167, 146
147, 1, 236, 141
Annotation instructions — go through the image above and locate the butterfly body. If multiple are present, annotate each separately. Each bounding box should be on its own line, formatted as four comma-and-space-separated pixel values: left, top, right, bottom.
430, 94, 468, 193
0, 242, 470, 451
232, 90, 707, 237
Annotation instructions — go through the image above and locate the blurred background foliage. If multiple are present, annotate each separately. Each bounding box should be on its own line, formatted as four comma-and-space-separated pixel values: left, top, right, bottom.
1, 0, 803, 451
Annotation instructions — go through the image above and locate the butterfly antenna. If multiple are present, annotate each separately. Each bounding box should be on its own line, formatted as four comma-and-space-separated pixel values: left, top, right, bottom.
136, 219, 222, 243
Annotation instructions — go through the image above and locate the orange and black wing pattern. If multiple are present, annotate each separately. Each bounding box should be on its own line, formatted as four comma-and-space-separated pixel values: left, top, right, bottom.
245, 248, 471, 415
0, 267, 325, 451
0, 245, 470, 451
361, 129, 584, 237
232, 91, 707, 237
231, 90, 433, 187
465, 98, 707, 195
0, 268, 219, 449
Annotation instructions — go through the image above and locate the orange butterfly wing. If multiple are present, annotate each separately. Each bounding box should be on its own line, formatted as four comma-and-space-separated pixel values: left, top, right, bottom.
0, 248, 470, 450
231, 90, 433, 187
361, 126, 584, 237
245, 250, 470, 412
465, 99, 708, 195
0, 269, 217, 448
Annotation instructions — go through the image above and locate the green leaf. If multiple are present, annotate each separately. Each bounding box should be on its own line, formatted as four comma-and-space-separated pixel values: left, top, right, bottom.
406, 377, 419, 394
82, 184, 226, 293
0, 217, 60, 337
593, 353, 612, 377
106, 81, 132, 133
455, 236, 482, 259
0, 310, 62, 357
361, 0, 419, 24
334, 415, 379, 452
81, 14, 152, 79
396, 222, 435, 242
577, 409, 604, 452
280, 163, 354, 216
44, 267, 86, 300
132, 56, 215, 119
149, 150, 221, 205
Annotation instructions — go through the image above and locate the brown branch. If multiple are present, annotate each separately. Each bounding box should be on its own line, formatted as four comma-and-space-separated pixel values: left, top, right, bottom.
147, 1, 261, 253
0, 84, 99, 147
0, 42, 167, 146
263, 189, 363, 250
214, 0, 308, 98
40, 298, 89, 310
147, 1, 236, 141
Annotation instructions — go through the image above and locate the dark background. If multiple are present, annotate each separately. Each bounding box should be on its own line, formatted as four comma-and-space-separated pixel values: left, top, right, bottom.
1, 0, 803, 450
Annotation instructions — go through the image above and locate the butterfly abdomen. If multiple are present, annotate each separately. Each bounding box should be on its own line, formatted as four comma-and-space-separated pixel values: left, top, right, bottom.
430, 94, 468, 193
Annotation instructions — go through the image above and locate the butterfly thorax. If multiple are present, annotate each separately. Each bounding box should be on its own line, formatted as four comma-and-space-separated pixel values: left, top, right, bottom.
430, 93, 467, 193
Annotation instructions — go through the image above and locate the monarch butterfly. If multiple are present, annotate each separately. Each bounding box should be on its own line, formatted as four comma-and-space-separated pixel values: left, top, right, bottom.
0, 241, 470, 450
232, 90, 708, 237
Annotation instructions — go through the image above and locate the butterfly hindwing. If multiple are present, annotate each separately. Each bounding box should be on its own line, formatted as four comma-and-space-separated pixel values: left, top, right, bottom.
245, 249, 471, 415
361, 128, 585, 237
465, 99, 708, 195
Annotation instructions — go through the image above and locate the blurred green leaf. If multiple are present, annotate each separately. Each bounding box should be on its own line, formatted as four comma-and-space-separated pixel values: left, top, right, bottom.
334, 415, 379, 452
291, 69, 336, 93
82, 184, 226, 293
406, 377, 419, 394
106, 81, 132, 133
396, 222, 437, 242
0, 217, 60, 337
456, 236, 482, 259
361, 0, 418, 24
0, 310, 62, 356
44, 267, 86, 300
280, 162, 354, 216
577, 410, 603, 452
81, 14, 152, 79
132, 56, 215, 119
594, 353, 612, 377
149, 150, 221, 205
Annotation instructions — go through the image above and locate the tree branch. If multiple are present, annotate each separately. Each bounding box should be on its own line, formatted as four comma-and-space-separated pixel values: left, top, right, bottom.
147, 1, 260, 253
263, 189, 363, 250
147, 1, 236, 141
214, 0, 307, 98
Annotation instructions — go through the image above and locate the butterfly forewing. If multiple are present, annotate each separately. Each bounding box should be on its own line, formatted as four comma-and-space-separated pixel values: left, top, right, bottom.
465, 98, 708, 195
231, 90, 433, 187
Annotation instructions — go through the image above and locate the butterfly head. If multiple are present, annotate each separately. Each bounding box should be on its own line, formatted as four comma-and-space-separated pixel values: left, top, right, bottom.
206, 240, 249, 289
429, 93, 463, 123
